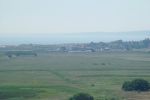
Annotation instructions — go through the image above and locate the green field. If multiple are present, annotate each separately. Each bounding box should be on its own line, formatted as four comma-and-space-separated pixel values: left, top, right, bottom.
0, 52, 150, 100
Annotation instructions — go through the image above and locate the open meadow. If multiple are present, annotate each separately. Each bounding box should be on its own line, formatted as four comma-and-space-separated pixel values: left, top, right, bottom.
0, 52, 150, 100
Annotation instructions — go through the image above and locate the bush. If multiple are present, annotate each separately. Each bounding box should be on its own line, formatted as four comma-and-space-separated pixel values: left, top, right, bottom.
122, 81, 133, 91
122, 79, 149, 91
69, 93, 94, 100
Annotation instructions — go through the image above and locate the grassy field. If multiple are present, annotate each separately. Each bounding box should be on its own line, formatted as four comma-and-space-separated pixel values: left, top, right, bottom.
0, 52, 150, 100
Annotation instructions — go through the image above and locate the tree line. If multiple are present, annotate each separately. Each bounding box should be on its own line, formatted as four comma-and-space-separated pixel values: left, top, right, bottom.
5, 51, 37, 58
88, 38, 150, 50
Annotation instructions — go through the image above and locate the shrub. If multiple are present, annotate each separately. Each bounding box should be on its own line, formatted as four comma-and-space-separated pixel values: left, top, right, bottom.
122, 79, 149, 91
69, 93, 94, 100
7, 54, 12, 58
122, 81, 133, 91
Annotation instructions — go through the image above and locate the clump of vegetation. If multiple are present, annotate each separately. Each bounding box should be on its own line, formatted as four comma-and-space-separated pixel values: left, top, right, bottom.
5, 51, 37, 58
91, 84, 95, 87
101, 63, 106, 65
122, 79, 150, 91
7, 54, 12, 58
69, 93, 94, 100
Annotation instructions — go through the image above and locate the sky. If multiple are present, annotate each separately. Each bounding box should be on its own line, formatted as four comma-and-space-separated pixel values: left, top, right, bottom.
0, 0, 150, 44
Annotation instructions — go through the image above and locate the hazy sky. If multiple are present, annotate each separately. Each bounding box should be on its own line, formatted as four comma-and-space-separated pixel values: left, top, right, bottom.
0, 0, 150, 44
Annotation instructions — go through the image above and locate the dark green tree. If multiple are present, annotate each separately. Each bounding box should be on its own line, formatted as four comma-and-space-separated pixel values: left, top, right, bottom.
7, 54, 12, 58
69, 93, 94, 100
131, 79, 149, 91
122, 81, 133, 91
122, 79, 149, 91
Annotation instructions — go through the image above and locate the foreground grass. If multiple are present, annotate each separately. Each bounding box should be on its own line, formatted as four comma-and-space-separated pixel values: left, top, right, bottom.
0, 52, 150, 100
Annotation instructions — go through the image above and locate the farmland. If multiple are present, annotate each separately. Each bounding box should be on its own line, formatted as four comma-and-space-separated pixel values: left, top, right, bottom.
0, 52, 150, 100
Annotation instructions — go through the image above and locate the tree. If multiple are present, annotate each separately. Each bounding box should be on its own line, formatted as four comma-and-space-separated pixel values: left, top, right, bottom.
122, 79, 150, 91
143, 38, 150, 47
69, 93, 94, 100
131, 79, 149, 91
7, 54, 12, 58
122, 81, 133, 91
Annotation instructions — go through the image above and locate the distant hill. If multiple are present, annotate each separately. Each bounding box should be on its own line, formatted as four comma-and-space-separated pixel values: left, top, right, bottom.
0, 31, 150, 45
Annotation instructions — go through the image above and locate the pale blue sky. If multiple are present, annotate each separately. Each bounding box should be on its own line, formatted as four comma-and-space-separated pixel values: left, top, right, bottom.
0, 0, 150, 44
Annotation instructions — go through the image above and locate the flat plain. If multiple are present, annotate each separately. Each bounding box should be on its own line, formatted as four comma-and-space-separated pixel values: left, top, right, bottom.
0, 52, 150, 100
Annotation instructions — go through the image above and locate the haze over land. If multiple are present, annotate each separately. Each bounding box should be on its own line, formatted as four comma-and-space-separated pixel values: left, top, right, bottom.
0, 31, 150, 45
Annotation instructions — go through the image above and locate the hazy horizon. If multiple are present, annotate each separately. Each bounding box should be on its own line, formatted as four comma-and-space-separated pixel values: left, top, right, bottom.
0, 31, 150, 45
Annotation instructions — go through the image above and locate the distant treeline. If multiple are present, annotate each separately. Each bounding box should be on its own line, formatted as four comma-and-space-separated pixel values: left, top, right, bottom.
5, 51, 37, 58
0, 38, 150, 52
87, 38, 150, 51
